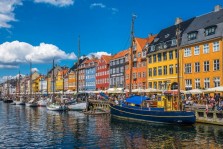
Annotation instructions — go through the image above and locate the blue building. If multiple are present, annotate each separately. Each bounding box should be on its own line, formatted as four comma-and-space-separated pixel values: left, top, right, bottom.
84, 59, 98, 91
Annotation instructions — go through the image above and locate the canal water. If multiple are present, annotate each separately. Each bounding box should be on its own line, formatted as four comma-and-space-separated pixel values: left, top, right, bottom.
0, 101, 223, 149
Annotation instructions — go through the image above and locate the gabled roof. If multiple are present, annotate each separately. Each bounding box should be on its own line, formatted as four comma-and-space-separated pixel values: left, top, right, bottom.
101, 55, 112, 63
150, 18, 195, 45
184, 8, 223, 33
111, 49, 129, 60
69, 57, 88, 72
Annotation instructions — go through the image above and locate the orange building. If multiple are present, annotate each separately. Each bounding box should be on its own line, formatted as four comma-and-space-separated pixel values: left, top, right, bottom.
125, 36, 155, 90
181, 6, 223, 90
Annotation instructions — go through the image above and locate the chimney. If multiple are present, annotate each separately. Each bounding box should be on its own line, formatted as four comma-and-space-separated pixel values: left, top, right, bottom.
214, 5, 222, 12
175, 17, 182, 25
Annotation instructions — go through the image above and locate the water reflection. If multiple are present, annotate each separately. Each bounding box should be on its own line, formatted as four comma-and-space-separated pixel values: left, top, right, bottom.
0, 101, 223, 148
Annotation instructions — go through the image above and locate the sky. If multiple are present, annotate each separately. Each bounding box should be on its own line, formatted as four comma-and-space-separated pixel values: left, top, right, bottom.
0, 0, 222, 82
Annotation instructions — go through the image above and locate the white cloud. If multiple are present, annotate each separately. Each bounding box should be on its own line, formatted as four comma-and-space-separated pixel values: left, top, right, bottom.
34, 0, 74, 7
0, 73, 25, 83
31, 68, 39, 73
87, 51, 111, 59
0, 0, 22, 28
0, 41, 77, 69
90, 3, 106, 9
111, 8, 119, 14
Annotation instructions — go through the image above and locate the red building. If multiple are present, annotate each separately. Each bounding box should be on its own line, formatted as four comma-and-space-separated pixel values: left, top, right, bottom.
96, 55, 111, 90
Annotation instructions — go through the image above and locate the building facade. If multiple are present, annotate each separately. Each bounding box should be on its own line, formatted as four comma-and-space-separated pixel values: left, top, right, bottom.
181, 6, 223, 90
84, 59, 98, 91
147, 18, 194, 91
109, 50, 128, 89
96, 55, 111, 90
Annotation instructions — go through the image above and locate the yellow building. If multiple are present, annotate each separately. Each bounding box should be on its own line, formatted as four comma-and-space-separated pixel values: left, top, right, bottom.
181, 6, 223, 90
147, 18, 194, 90
56, 68, 68, 92
68, 70, 76, 91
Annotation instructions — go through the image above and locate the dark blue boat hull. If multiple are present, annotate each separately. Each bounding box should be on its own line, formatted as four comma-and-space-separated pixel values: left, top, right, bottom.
110, 104, 196, 125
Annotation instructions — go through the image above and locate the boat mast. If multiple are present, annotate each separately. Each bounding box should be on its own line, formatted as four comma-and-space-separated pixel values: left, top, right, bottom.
18, 70, 20, 97
46, 69, 49, 96
76, 35, 80, 93
30, 61, 32, 99
129, 14, 136, 95
176, 24, 181, 111
7, 77, 9, 96
52, 58, 55, 103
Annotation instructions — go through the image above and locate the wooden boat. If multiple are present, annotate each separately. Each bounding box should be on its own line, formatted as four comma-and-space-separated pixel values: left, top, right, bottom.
110, 96, 196, 125
68, 102, 86, 111
3, 97, 13, 103
26, 98, 38, 107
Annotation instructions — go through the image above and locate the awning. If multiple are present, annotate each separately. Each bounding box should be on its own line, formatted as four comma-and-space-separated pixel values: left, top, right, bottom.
126, 96, 150, 105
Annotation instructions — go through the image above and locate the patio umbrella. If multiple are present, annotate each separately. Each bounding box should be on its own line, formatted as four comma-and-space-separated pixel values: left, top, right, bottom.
184, 89, 204, 94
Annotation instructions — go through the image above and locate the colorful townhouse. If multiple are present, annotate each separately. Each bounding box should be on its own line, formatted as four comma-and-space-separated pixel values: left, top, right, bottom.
181, 5, 223, 90
96, 55, 111, 90
77, 57, 89, 91
83, 58, 98, 91
39, 75, 47, 93
109, 49, 128, 89
47, 66, 61, 93
56, 67, 69, 92
147, 17, 195, 91
68, 58, 87, 91
125, 36, 155, 90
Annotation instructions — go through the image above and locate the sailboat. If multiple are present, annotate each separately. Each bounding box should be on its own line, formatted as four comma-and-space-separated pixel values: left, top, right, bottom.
67, 36, 87, 111
14, 71, 26, 105
46, 58, 68, 111
109, 15, 196, 125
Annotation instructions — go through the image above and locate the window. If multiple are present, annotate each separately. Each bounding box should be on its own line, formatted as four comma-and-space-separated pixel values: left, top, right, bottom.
204, 61, 209, 72
142, 72, 146, 78
150, 45, 155, 52
153, 67, 157, 76
195, 62, 200, 73
163, 52, 167, 60
133, 73, 136, 79
175, 64, 178, 74
120, 66, 124, 73
214, 59, 220, 71
120, 59, 123, 63
133, 62, 137, 67
142, 50, 146, 57
148, 82, 152, 88
194, 46, 200, 55
169, 65, 173, 74
110, 62, 113, 66
214, 77, 220, 87
203, 44, 209, 54
169, 51, 173, 59
158, 66, 162, 76
148, 56, 152, 63
154, 82, 157, 89
163, 66, 167, 75
171, 39, 176, 46
153, 54, 156, 62
138, 52, 141, 58
185, 63, 192, 74
113, 68, 115, 74
158, 81, 162, 90
184, 48, 191, 57
213, 41, 219, 52
175, 50, 178, 59
148, 68, 152, 77
195, 79, 200, 89
187, 32, 197, 41
205, 26, 217, 36
158, 53, 162, 62
116, 67, 119, 73
138, 72, 141, 78
204, 78, 210, 89
185, 79, 192, 89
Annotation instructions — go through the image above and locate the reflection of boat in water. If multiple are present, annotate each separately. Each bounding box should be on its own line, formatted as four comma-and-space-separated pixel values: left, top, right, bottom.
110, 96, 196, 125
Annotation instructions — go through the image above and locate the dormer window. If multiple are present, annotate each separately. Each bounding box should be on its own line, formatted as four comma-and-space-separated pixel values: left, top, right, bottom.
150, 45, 155, 52
187, 31, 198, 41
205, 25, 217, 36
171, 39, 176, 46
165, 34, 170, 38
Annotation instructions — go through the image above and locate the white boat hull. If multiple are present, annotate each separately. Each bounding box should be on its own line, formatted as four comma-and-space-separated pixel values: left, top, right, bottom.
68, 102, 86, 111
15, 101, 26, 105
26, 103, 38, 107
37, 100, 47, 107
47, 104, 68, 111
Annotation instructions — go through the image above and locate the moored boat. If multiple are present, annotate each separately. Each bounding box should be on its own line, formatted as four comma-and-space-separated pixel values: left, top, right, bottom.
26, 98, 38, 107
47, 103, 68, 111
15, 97, 26, 105
68, 102, 86, 111
3, 97, 13, 103
110, 96, 196, 125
